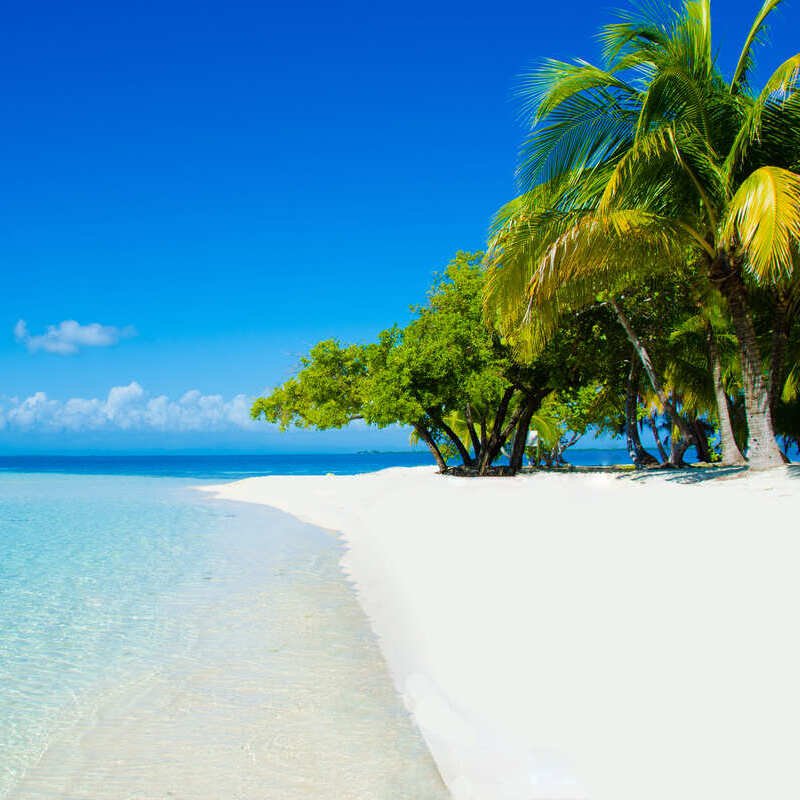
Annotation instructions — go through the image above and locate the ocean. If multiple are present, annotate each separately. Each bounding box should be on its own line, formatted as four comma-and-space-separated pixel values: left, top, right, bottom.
0, 455, 452, 799
0, 448, 635, 480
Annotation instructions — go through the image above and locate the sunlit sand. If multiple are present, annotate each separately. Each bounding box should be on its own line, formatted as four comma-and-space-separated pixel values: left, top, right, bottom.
206, 465, 800, 800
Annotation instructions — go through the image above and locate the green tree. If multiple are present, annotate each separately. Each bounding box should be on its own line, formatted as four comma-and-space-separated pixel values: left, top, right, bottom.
487, 0, 800, 467
253, 252, 561, 475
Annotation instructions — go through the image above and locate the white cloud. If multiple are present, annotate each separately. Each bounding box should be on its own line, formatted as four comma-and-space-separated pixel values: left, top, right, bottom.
0, 383, 257, 432
14, 319, 136, 355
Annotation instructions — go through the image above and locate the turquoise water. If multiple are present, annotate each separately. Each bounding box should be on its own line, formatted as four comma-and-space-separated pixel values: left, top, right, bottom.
0, 469, 445, 798
0, 474, 224, 794
0, 452, 434, 479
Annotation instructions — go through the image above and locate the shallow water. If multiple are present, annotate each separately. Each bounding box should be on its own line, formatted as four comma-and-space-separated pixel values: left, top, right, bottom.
0, 473, 445, 799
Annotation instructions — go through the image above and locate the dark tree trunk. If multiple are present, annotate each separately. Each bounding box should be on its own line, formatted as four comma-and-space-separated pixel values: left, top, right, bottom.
464, 403, 482, 463
648, 413, 669, 465
690, 418, 712, 463
413, 422, 447, 473
478, 387, 516, 474
665, 392, 695, 467
432, 412, 474, 468
707, 328, 746, 466
625, 355, 659, 468
711, 258, 784, 467
608, 298, 698, 450
769, 294, 791, 418
669, 433, 690, 467
509, 395, 540, 474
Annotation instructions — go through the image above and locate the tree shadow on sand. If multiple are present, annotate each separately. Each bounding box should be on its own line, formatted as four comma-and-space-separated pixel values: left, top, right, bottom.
621, 464, 800, 485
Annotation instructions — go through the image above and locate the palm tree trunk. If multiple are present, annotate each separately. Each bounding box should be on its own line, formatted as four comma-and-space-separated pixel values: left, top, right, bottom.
608, 297, 697, 451
712, 258, 784, 468
412, 422, 447, 472
768, 294, 791, 417
707, 327, 746, 466
625, 355, 659, 468
669, 431, 690, 467
648, 413, 669, 464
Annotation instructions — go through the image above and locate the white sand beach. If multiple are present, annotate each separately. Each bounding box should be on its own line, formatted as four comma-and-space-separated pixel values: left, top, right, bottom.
204, 465, 800, 800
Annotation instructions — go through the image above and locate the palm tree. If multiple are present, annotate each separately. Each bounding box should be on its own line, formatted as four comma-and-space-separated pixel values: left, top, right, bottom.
667, 293, 747, 465
486, 183, 705, 465
487, 0, 800, 467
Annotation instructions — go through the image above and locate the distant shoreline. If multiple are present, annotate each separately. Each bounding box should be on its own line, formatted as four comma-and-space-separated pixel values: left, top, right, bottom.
0, 448, 693, 478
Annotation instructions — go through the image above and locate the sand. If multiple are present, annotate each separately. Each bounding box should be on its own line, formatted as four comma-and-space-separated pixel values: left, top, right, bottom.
203, 465, 800, 800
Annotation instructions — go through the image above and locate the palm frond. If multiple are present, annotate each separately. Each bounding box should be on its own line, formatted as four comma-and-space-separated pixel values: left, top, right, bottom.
725, 53, 800, 174
722, 165, 800, 284
684, 0, 713, 76
517, 59, 635, 123
600, 125, 678, 207
782, 364, 799, 403
517, 91, 637, 188
497, 209, 692, 356
529, 398, 564, 449
599, 0, 674, 67
731, 0, 784, 91
636, 64, 711, 139
484, 182, 587, 345
530, 209, 691, 302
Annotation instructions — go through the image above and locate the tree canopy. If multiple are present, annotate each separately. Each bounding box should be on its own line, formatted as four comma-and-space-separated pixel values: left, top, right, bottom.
254, 252, 611, 473
484, 0, 800, 468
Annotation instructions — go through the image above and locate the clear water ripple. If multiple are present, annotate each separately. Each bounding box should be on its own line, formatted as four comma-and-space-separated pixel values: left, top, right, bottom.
1, 472, 445, 798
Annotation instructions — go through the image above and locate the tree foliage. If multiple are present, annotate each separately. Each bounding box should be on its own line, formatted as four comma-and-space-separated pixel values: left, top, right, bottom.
485, 0, 800, 467
254, 1, 800, 472
253, 252, 608, 473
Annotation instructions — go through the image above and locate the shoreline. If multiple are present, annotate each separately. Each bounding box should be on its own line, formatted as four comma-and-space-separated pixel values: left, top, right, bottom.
8, 486, 444, 800
204, 465, 800, 800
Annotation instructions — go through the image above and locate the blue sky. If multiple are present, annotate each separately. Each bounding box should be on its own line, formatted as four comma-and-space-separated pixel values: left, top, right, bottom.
1, 0, 797, 452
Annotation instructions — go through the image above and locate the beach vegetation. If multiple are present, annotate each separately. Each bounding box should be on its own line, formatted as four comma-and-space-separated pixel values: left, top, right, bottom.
253, 252, 601, 474
255, 0, 799, 473
484, 0, 800, 468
